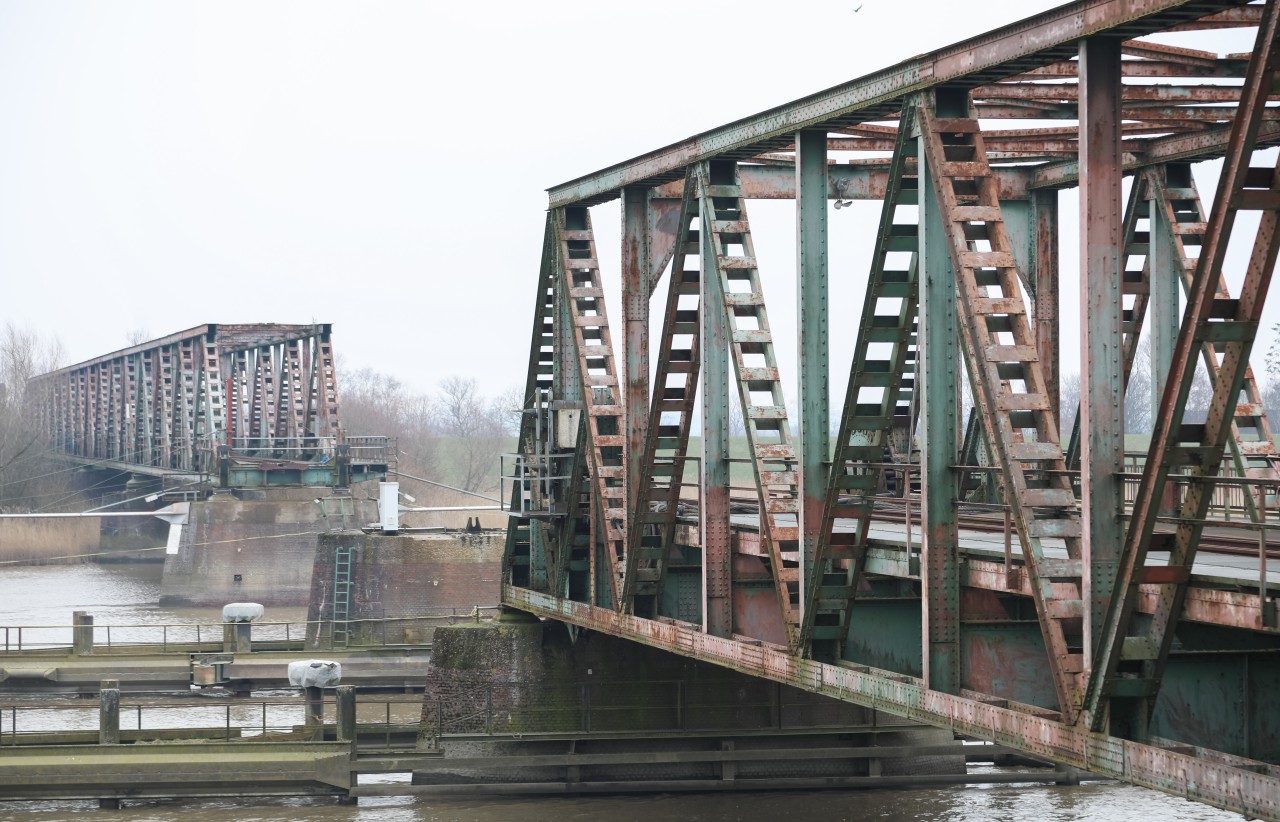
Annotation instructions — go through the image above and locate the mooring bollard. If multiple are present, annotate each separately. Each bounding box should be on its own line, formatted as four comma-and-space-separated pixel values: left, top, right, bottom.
98, 679, 120, 745
336, 685, 356, 744
305, 686, 324, 727
97, 681, 122, 811
222, 603, 264, 654
335, 687, 359, 807
73, 612, 94, 657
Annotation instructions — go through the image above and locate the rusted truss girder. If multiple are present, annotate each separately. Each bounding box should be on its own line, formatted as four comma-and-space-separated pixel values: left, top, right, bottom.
507, 586, 1280, 822
31, 324, 339, 476
504, 2, 1280, 816
1086, 4, 1280, 738
548, 1, 1250, 208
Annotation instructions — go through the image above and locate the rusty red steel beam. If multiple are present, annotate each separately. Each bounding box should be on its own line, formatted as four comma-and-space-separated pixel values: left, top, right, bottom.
975, 82, 1270, 102
1031, 116, 1280, 188
1124, 39, 1227, 65
1011, 58, 1247, 78
1166, 3, 1264, 28
961, 558, 1278, 634
651, 163, 1032, 202
504, 585, 1280, 822
548, 1, 1251, 208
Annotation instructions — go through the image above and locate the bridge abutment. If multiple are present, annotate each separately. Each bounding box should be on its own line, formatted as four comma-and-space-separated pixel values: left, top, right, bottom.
411, 619, 967, 790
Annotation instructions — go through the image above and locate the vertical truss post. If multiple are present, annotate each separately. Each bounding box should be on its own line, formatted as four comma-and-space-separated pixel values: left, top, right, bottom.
919, 96, 962, 693
1087, 6, 1280, 736
796, 129, 830, 624
700, 168, 733, 637
1148, 167, 1180, 412
1078, 36, 1125, 673
622, 187, 650, 518
1033, 190, 1060, 417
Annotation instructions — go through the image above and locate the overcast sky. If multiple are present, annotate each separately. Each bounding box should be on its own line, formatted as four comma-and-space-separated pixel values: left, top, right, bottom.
0, 1, 1271, 414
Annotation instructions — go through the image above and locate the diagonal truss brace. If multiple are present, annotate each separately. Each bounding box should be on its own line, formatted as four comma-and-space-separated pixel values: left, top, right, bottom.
699, 160, 802, 647
918, 91, 1086, 718
1147, 166, 1280, 507
503, 215, 559, 591
555, 207, 628, 606
1065, 173, 1155, 471
622, 175, 700, 615
804, 102, 920, 658
1085, 6, 1280, 737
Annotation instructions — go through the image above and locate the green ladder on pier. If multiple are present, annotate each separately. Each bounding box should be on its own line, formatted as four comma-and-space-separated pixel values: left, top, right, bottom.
332, 545, 354, 648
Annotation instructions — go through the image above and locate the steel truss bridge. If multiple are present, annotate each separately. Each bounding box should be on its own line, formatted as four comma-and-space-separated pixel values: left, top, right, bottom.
503, 1, 1280, 817
28, 323, 389, 488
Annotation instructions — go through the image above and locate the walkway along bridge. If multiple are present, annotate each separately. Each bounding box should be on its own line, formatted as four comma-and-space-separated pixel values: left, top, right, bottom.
26, 323, 391, 490
503, 1, 1280, 818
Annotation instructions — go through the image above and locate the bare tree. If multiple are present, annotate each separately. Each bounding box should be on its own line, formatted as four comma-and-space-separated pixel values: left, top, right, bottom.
338, 365, 439, 484
1059, 371, 1081, 442
0, 323, 69, 510
1125, 337, 1154, 435
437, 376, 508, 492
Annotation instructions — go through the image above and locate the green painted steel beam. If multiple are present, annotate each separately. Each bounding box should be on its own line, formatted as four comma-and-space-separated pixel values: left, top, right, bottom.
1078, 37, 1127, 678
1148, 168, 1180, 415
796, 130, 829, 623
700, 166, 733, 638
918, 97, 962, 695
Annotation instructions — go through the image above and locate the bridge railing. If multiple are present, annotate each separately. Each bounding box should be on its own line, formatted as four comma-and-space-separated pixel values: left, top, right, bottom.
0, 613, 482, 655
0, 693, 425, 744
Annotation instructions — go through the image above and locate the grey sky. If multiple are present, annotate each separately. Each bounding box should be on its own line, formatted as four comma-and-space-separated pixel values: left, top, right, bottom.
0, 1, 1272, 412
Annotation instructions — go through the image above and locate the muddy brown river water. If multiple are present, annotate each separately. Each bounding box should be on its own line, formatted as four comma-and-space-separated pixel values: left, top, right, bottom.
0, 563, 1248, 821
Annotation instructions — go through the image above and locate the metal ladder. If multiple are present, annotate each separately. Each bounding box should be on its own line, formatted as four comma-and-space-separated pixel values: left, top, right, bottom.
332, 544, 353, 648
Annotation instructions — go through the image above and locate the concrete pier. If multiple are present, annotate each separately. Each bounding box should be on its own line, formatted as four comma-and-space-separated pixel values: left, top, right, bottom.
411, 618, 965, 790
161, 487, 377, 607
